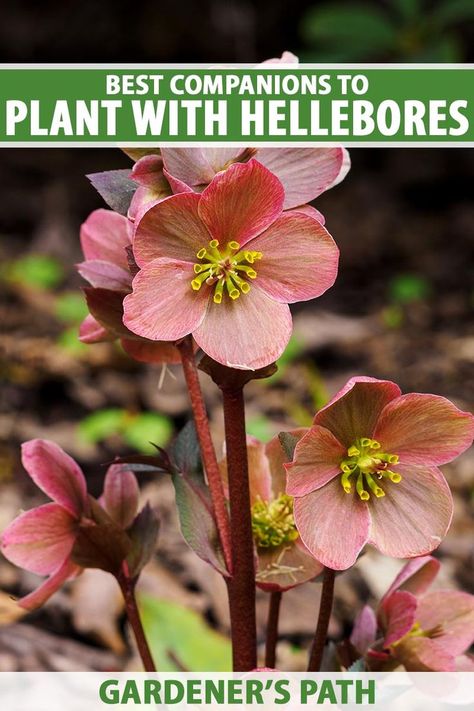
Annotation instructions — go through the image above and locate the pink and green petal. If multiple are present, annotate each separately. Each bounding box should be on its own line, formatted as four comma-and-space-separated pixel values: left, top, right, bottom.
80, 209, 131, 270
256, 147, 347, 210
18, 558, 81, 611
21, 440, 88, 517
198, 160, 284, 248
394, 636, 455, 672
314, 377, 401, 449
285, 425, 346, 496
123, 258, 208, 341
77, 259, 132, 291
161, 147, 217, 187
416, 591, 474, 656
0, 503, 77, 575
121, 338, 181, 364
193, 286, 292, 370
133, 192, 210, 266
265, 428, 308, 495
380, 590, 418, 647
101, 465, 140, 530
256, 539, 323, 592
383, 556, 441, 601
251, 212, 339, 303
246, 437, 273, 505
79, 314, 115, 344
293, 478, 370, 570
374, 393, 474, 466
368, 465, 453, 559
350, 605, 377, 656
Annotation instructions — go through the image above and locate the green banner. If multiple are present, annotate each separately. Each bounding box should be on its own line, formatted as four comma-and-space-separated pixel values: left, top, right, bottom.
0, 65, 473, 144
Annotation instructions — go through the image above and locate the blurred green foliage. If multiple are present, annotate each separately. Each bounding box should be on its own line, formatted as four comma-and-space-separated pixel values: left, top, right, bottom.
1, 254, 64, 290
138, 595, 232, 671
382, 273, 431, 328
301, 0, 474, 62
77, 409, 173, 453
55, 292, 89, 323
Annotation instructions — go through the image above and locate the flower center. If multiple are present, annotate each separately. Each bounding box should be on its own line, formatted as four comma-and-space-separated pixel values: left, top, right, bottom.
391, 621, 444, 648
339, 437, 401, 501
251, 493, 299, 549
191, 239, 262, 304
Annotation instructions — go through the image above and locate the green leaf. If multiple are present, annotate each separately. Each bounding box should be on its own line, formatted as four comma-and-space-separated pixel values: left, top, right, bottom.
246, 415, 274, 443
348, 657, 367, 671
55, 292, 89, 324
431, 0, 474, 27
57, 327, 88, 354
393, 0, 422, 21
278, 432, 299, 460
127, 504, 160, 578
4, 254, 64, 290
389, 274, 431, 304
77, 408, 125, 444
170, 420, 201, 475
302, 4, 397, 53
124, 413, 173, 454
138, 595, 232, 671
409, 35, 461, 62
87, 169, 136, 216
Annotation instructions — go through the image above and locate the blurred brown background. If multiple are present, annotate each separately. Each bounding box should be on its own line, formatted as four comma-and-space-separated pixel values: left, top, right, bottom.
0, 0, 473, 672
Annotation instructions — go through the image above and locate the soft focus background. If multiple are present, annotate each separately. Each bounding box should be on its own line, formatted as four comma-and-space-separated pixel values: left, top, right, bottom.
0, 0, 473, 672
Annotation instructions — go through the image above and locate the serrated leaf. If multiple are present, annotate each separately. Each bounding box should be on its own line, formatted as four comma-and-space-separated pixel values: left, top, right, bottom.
127, 504, 160, 578
170, 420, 201, 475
87, 169, 136, 216
348, 657, 367, 672
138, 594, 232, 671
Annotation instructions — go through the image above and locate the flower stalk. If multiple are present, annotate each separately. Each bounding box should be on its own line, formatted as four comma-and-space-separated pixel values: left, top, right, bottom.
265, 591, 283, 668
117, 566, 156, 672
177, 336, 233, 573
308, 567, 336, 671
221, 382, 257, 671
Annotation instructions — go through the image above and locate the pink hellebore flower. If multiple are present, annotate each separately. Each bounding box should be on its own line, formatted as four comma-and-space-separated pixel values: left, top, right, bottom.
0, 440, 88, 610
286, 376, 474, 570
0, 441, 143, 610
123, 159, 339, 370
78, 208, 181, 364
351, 556, 474, 671
221, 434, 322, 591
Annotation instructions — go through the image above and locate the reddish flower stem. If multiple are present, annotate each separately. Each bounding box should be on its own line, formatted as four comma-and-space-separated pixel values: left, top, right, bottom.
117, 571, 156, 672
265, 591, 282, 669
221, 384, 257, 671
177, 337, 233, 573
307, 567, 336, 671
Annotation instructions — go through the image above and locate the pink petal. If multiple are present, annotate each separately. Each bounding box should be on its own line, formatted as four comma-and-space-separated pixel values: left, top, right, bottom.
394, 636, 455, 671
193, 286, 292, 370
285, 425, 346, 496
163, 168, 195, 195
293, 478, 370, 570
246, 437, 273, 504
101, 465, 139, 530
291, 204, 326, 225
123, 258, 208, 341
368, 465, 453, 559
77, 259, 132, 290
0, 503, 77, 575
198, 160, 284, 248
328, 147, 351, 188
380, 590, 418, 647
350, 605, 377, 655
133, 192, 210, 266
80, 209, 131, 270
314, 376, 401, 449
121, 338, 181, 364
21, 440, 88, 517
383, 556, 440, 600
256, 148, 347, 209
79, 314, 115, 344
256, 538, 323, 592
18, 558, 81, 611
201, 147, 244, 173
251, 211, 339, 303
161, 148, 217, 186
373, 393, 474, 466
265, 428, 308, 494
417, 591, 474, 656
260, 51, 299, 64
131, 154, 168, 190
